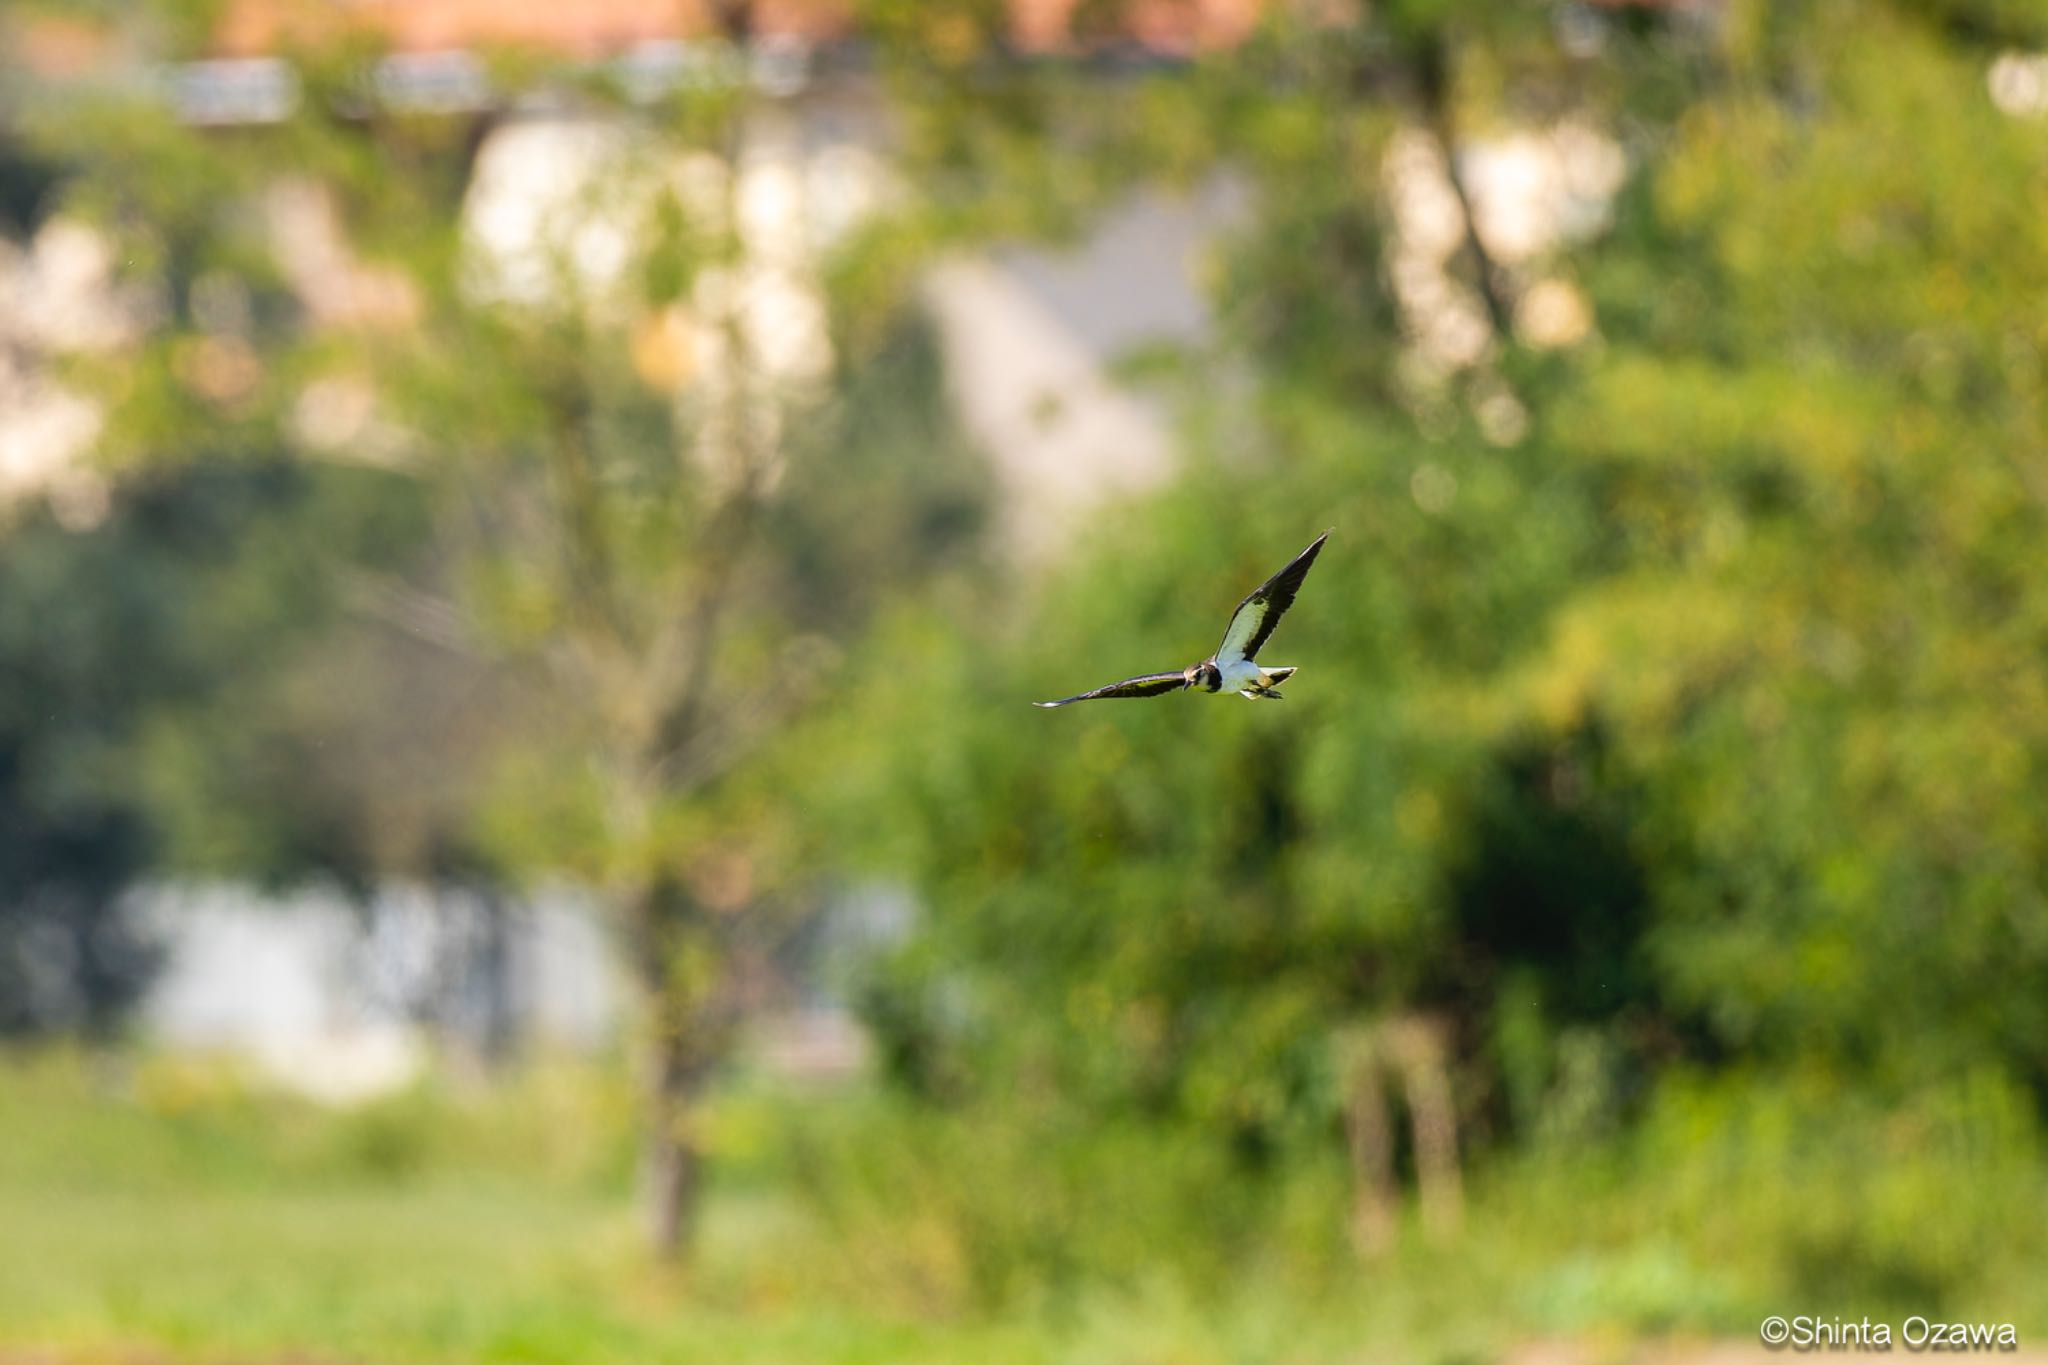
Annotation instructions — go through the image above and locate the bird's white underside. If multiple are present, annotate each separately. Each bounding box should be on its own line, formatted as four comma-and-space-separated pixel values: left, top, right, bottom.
1217, 657, 1267, 692
1223, 660, 1297, 699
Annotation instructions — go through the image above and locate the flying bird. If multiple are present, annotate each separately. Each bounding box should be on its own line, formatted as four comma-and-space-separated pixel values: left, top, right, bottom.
1033, 530, 1331, 708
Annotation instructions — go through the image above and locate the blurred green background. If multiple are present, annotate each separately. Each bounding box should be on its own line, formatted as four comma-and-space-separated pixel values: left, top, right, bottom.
2, 0, 2047, 1360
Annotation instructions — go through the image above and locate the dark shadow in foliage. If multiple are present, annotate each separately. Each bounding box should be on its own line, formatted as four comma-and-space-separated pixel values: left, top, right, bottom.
0, 479, 257, 1034
1442, 725, 1654, 1024
0, 135, 67, 236
0, 460, 433, 1035
0, 742, 159, 1036
1428, 724, 1692, 1140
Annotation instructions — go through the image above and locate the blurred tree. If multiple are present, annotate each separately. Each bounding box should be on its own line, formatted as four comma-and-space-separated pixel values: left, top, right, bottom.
837, 0, 1668, 1175
836, 0, 2048, 1251
1530, 0, 2048, 1091
29, 1, 986, 1258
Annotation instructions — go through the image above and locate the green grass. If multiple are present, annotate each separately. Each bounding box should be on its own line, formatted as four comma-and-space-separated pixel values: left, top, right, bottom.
0, 1051, 1049, 1364
2, 1050, 2044, 1364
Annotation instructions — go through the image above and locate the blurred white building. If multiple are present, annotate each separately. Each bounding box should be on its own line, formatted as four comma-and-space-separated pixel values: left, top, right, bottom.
134, 882, 619, 1101
0, 220, 134, 524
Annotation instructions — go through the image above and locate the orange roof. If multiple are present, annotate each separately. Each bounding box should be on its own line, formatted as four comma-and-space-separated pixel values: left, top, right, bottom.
211, 0, 1264, 58
9, 13, 127, 77
213, 0, 856, 59
1007, 0, 1263, 55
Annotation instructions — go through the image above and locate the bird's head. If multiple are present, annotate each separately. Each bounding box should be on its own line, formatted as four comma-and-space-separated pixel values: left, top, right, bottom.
1190, 661, 1223, 692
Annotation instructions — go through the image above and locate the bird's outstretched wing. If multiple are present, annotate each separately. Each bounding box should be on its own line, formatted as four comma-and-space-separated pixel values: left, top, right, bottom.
1033, 671, 1187, 708
1215, 530, 1331, 665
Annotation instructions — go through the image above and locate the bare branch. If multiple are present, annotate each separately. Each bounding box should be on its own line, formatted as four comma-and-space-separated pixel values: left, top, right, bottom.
336, 567, 480, 655
1411, 30, 1514, 342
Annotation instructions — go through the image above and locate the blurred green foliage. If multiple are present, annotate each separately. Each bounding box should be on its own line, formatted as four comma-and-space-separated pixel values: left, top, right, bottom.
811, 0, 2048, 1314
3, 0, 2048, 1349
10, 0, 993, 1253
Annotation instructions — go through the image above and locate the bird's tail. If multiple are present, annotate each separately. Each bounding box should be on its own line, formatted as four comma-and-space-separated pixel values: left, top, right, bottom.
1241, 666, 1297, 700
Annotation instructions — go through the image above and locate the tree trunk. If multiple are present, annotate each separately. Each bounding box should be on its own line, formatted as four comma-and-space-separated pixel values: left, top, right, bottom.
1388, 1015, 1464, 1243
1412, 29, 1514, 341
1341, 1032, 1400, 1257
628, 872, 728, 1264
1337, 1026, 1399, 1257
474, 883, 517, 1069
644, 1022, 704, 1261
1337, 1015, 1465, 1255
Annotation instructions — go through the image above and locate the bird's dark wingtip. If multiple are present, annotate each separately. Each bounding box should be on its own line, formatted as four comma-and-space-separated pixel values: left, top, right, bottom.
1032, 700, 1064, 708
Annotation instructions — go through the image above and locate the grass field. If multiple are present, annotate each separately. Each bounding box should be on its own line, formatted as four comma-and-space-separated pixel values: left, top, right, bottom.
3, 1050, 2043, 1364
0, 1051, 1046, 1364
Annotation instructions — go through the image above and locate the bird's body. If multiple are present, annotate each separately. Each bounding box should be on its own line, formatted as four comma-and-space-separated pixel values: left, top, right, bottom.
1033, 531, 1330, 708
1216, 659, 1295, 698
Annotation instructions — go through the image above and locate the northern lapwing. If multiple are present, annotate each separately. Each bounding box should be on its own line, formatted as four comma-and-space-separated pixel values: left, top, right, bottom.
1033, 530, 1331, 707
